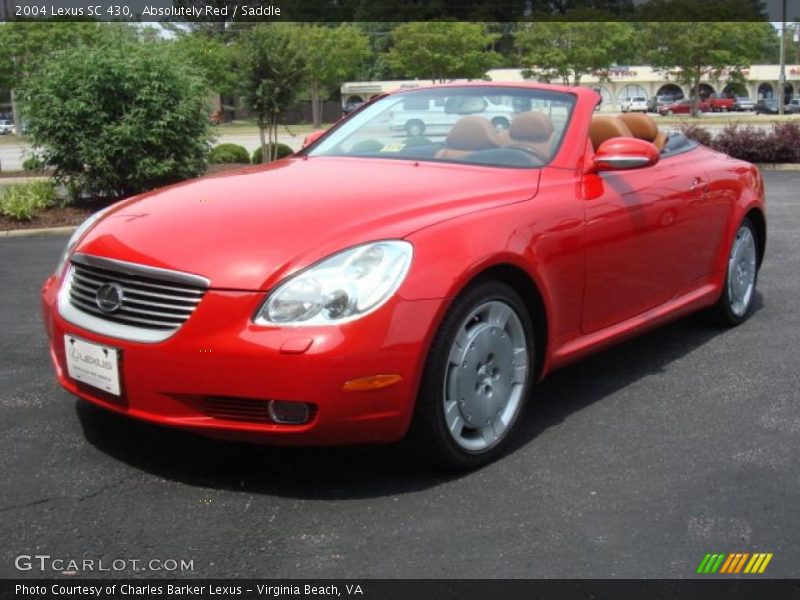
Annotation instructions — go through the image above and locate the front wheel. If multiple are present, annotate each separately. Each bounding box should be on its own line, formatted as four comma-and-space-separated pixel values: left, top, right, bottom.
707, 218, 759, 326
405, 281, 534, 469
404, 120, 425, 137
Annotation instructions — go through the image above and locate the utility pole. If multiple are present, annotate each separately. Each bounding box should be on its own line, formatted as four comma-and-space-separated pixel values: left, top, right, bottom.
778, 0, 786, 115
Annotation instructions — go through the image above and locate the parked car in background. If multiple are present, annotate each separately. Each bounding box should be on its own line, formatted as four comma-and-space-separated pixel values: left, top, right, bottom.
41, 82, 767, 469
658, 98, 710, 115
707, 93, 735, 112
0, 119, 14, 135
621, 96, 648, 113
733, 96, 756, 111
647, 95, 681, 113
342, 98, 365, 115
755, 99, 800, 115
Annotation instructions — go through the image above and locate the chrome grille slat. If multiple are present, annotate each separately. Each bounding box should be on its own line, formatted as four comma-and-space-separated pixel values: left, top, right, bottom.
73, 269, 205, 297
69, 294, 186, 328
64, 254, 209, 340
70, 282, 194, 315
69, 288, 191, 321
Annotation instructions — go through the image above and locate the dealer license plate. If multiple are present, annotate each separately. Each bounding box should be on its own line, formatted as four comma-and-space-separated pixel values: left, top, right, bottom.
64, 335, 121, 396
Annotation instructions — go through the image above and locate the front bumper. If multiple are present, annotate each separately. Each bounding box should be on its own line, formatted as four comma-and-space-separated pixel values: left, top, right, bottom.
41, 273, 442, 445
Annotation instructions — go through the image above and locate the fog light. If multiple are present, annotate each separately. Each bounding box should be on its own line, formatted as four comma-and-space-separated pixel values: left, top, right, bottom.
268, 400, 311, 424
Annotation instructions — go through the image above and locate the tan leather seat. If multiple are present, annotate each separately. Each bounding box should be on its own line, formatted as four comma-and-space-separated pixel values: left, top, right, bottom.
617, 112, 667, 151
499, 111, 554, 158
435, 116, 501, 160
590, 116, 633, 152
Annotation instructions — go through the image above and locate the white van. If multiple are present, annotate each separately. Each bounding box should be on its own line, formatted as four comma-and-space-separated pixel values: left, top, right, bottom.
390, 95, 515, 136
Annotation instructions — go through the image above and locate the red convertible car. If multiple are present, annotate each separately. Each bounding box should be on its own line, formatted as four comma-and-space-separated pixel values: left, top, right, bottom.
658, 98, 711, 115
42, 83, 766, 469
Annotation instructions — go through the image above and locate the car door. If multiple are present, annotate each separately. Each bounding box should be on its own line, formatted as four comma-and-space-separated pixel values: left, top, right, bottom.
580, 153, 710, 334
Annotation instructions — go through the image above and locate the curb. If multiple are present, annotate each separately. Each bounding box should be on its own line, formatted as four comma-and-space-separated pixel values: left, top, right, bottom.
756, 164, 800, 171
0, 225, 76, 238
0, 176, 52, 185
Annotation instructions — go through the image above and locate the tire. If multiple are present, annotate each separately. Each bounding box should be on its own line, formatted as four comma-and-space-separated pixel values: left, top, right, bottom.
492, 117, 510, 132
405, 280, 534, 470
405, 120, 424, 137
706, 217, 760, 326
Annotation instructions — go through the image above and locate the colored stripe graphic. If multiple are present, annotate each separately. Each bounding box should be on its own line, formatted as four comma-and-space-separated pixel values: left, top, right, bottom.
698, 553, 773, 574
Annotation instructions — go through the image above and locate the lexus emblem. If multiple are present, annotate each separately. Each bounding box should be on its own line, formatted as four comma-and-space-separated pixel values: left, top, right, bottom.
95, 283, 124, 313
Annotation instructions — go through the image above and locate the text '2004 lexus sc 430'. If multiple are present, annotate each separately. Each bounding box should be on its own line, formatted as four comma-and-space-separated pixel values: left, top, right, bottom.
42, 83, 766, 469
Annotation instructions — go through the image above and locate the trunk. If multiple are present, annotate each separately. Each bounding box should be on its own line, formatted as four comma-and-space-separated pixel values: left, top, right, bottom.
691, 75, 701, 118
258, 119, 267, 164
310, 80, 322, 128
10, 88, 21, 136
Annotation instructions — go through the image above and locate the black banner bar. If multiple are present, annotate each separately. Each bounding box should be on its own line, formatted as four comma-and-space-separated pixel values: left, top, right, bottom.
1, 0, 798, 22
3, 580, 800, 600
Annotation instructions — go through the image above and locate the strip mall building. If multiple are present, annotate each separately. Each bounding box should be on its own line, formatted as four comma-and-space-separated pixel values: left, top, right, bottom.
342, 65, 800, 111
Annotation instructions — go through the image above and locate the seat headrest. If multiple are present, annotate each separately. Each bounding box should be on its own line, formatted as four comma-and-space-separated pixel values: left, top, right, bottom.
590, 116, 633, 151
617, 113, 659, 143
509, 112, 554, 142
445, 116, 501, 151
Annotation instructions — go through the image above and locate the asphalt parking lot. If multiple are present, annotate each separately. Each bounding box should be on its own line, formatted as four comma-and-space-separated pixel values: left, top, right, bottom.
1, 171, 799, 579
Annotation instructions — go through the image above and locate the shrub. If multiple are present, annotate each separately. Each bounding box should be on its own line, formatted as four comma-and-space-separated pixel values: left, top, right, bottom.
769, 122, 800, 164
22, 156, 46, 172
207, 143, 250, 164
677, 123, 713, 147
252, 143, 294, 164
22, 41, 212, 199
710, 125, 775, 164
0, 180, 57, 221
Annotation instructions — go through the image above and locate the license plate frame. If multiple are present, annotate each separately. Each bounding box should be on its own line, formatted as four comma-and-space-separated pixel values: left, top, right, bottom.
63, 334, 121, 396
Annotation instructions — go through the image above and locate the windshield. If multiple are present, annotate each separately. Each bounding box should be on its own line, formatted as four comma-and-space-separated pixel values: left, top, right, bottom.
307, 86, 576, 168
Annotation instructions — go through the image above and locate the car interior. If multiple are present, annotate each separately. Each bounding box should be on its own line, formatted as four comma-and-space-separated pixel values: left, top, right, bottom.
333, 106, 697, 167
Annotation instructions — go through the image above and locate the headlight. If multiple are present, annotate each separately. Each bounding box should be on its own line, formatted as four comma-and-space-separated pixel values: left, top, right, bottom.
54, 207, 111, 277
254, 241, 413, 326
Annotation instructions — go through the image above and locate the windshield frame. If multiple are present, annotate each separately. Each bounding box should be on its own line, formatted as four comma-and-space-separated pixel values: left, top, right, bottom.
299, 85, 578, 170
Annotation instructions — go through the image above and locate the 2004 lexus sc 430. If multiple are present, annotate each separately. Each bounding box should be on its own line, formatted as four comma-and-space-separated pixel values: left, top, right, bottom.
42, 83, 766, 469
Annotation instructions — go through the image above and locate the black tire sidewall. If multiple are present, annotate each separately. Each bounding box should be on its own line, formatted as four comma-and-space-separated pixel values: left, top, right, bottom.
713, 217, 759, 325
409, 280, 535, 469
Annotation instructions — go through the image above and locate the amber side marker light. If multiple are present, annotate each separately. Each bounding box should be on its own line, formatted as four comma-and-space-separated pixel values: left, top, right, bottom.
342, 374, 403, 392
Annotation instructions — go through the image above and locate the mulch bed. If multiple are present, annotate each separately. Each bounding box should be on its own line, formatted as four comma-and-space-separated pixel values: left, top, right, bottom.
0, 204, 96, 231
1, 164, 254, 231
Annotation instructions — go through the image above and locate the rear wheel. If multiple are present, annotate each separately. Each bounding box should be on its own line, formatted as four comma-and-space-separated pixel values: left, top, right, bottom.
406, 281, 534, 470
707, 218, 759, 326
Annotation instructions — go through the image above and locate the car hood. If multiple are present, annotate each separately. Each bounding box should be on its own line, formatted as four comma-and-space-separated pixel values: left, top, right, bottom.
77, 157, 540, 290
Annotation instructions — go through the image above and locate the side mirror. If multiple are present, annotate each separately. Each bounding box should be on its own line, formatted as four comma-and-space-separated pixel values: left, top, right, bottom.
302, 129, 327, 149
593, 137, 659, 171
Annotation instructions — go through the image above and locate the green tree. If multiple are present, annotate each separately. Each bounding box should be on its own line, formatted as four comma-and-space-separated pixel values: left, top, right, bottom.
170, 33, 238, 97
237, 25, 305, 163
515, 18, 635, 85
294, 24, 370, 127
642, 21, 778, 116
387, 21, 500, 83
22, 40, 212, 198
0, 22, 135, 134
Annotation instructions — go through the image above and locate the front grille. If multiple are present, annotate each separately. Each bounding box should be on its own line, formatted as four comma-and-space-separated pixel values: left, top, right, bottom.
65, 253, 208, 338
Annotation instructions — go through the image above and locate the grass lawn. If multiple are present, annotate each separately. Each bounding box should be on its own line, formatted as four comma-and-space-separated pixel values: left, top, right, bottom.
213, 121, 336, 135
655, 113, 800, 126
